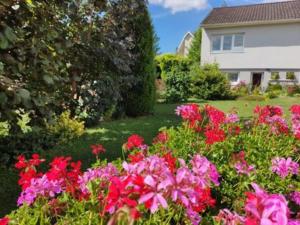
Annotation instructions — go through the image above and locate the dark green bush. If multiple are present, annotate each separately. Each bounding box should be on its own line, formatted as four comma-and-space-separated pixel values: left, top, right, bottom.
0, 128, 57, 167
165, 69, 191, 103
190, 64, 234, 100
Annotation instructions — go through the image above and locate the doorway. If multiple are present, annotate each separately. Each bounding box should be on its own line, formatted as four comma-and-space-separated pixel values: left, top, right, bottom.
252, 72, 262, 89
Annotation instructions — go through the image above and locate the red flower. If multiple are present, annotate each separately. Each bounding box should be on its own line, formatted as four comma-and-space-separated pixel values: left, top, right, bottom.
128, 152, 145, 163
18, 168, 41, 190
192, 188, 216, 213
290, 105, 300, 115
153, 132, 168, 144
0, 217, 9, 225
163, 152, 176, 173
91, 144, 106, 155
105, 177, 138, 214
205, 105, 226, 128
205, 127, 226, 145
15, 155, 28, 169
125, 135, 144, 151
29, 154, 45, 166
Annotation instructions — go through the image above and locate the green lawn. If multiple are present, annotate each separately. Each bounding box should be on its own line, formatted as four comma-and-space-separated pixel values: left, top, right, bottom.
1, 96, 299, 216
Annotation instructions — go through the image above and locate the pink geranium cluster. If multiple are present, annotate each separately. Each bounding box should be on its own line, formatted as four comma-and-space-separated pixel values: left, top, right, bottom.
271, 157, 299, 179
215, 183, 300, 225
254, 105, 289, 135
290, 105, 300, 140
232, 151, 255, 176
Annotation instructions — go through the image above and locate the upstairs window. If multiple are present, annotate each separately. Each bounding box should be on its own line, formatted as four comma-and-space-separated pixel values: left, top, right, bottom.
211, 33, 244, 53
212, 36, 222, 51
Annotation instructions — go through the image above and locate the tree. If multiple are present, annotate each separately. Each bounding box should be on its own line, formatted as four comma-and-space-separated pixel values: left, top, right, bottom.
188, 28, 202, 64
122, 0, 157, 117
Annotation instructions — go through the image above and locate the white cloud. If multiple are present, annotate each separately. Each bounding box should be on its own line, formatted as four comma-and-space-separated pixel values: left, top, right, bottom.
149, 0, 208, 13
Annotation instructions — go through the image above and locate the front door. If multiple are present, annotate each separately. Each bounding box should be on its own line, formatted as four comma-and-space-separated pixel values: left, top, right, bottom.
252, 73, 262, 88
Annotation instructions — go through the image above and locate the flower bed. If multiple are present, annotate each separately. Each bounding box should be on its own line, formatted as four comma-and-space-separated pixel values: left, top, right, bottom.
1, 104, 300, 225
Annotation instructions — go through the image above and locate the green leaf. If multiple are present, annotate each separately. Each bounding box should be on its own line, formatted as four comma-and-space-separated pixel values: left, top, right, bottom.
0, 92, 8, 107
16, 88, 31, 101
4, 27, 17, 43
43, 75, 54, 85
0, 33, 9, 49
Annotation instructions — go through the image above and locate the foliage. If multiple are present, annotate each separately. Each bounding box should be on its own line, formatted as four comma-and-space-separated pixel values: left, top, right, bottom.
123, 1, 156, 117
187, 28, 202, 64
155, 54, 191, 81
266, 83, 283, 92
231, 81, 249, 97
0, 121, 9, 137
47, 111, 85, 144
190, 64, 234, 100
271, 72, 280, 80
165, 69, 191, 103
287, 72, 296, 80
286, 85, 300, 97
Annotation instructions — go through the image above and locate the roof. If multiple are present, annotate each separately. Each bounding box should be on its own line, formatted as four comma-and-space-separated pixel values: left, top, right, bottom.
202, 0, 300, 27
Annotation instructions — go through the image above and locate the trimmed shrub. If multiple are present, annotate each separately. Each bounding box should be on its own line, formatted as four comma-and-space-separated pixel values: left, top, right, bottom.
155, 54, 191, 81
47, 111, 85, 144
190, 64, 234, 100
165, 69, 191, 103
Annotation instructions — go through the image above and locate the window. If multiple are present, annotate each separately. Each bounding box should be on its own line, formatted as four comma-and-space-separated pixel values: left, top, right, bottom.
228, 72, 239, 83
223, 35, 233, 51
211, 34, 244, 53
212, 36, 222, 51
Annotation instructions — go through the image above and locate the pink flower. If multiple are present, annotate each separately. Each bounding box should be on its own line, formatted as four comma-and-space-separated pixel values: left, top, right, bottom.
215, 209, 245, 225
290, 191, 300, 206
245, 183, 290, 225
18, 175, 63, 206
225, 113, 240, 124
271, 157, 299, 179
235, 162, 255, 176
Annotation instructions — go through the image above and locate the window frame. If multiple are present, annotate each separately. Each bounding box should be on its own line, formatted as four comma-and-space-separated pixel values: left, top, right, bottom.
211, 33, 245, 53
227, 72, 240, 85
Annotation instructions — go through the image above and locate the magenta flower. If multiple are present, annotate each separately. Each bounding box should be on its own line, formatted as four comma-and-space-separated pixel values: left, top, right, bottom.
290, 191, 300, 206
18, 175, 62, 206
271, 157, 299, 178
186, 207, 201, 225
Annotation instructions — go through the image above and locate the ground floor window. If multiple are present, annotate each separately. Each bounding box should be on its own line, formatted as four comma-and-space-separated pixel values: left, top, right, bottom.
227, 72, 239, 84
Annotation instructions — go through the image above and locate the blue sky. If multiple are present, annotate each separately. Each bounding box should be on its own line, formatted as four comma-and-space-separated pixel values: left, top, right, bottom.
148, 0, 286, 53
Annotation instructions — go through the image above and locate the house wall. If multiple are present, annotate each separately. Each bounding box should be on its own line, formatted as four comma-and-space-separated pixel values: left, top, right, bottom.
201, 23, 300, 69
201, 23, 300, 89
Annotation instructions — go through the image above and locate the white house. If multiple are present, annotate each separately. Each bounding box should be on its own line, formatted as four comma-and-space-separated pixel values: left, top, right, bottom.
176, 32, 194, 57
201, 0, 300, 90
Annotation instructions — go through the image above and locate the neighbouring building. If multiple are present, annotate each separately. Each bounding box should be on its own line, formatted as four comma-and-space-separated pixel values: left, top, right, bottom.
176, 32, 194, 57
201, 0, 300, 90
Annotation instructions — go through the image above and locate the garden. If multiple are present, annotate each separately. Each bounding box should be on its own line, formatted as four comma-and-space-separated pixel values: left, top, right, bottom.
1, 0, 300, 225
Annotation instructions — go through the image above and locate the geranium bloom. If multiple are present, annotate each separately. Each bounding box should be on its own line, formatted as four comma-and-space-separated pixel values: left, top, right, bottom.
290, 191, 300, 206
271, 157, 299, 178
175, 104, 201, 122
245, 183, 290, 225
125, 134, 144, 151
254, 105, 283, 124
266, 115, 289, 135
105, 177, 138, 214
233, 151, 255, 176
0, 217, 9, 225
205, 105, 226, 128
91, 144, 106, 155
205, 127, 226, 145
215, 209, 245, 225
18, 175, 63, 206
225, 113, 240, 124
153, 131, 168, 144
290, 105, 300, 115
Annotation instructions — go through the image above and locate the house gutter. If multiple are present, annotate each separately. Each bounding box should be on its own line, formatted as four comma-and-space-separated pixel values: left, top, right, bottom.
201, 19, 300, 29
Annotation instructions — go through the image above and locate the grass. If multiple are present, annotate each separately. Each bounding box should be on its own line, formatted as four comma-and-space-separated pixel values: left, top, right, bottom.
1, 96, 299, 217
